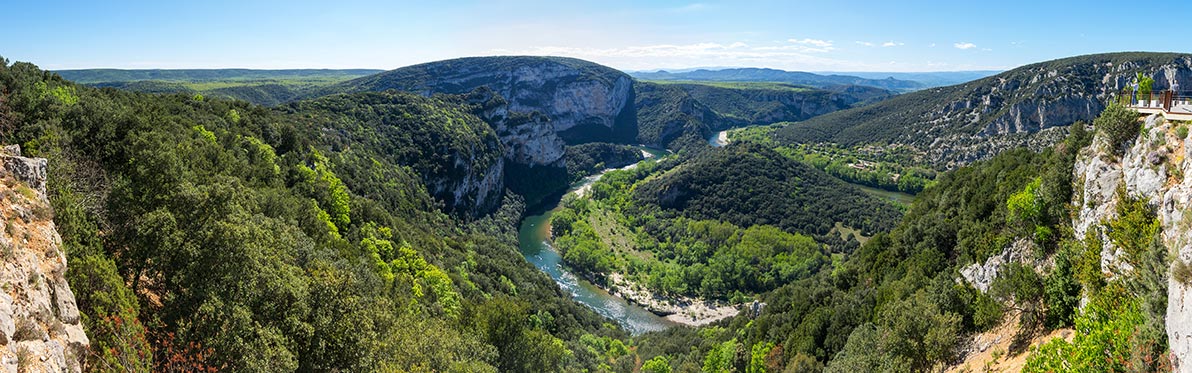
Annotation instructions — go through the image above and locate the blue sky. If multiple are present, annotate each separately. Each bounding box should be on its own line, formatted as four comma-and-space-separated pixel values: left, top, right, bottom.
2, 0, 1185, 72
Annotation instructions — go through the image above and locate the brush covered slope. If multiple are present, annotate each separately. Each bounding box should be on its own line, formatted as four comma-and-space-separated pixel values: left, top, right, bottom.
284, 91, 506, 216
0, 57, 632, 372
635, 81, 893, 150
613, 121, 1102, 372
777, 52, 1192, 168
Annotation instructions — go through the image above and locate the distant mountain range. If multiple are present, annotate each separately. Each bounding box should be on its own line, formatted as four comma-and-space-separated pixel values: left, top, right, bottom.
816, 70, 1001, 88
629, 68, 999, 90
631, 68, 924, 92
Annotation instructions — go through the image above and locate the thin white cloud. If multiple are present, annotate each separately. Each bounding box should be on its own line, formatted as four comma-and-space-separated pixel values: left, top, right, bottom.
855, 41, 875, 47
881, 41, 903, 47
954, 42, 977, 50
788, 38, 834, 48
499, 41, 874, 71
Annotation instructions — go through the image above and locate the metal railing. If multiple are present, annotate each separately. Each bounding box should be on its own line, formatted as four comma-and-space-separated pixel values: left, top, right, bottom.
1115, 89, 1192, 112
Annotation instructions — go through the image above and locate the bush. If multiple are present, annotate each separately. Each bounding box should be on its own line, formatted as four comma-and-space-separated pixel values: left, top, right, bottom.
12, 317, 40, 341
1094, 103, 1140, 156
1174, 259, 1192, 286
1177, 125, 1189, 140
1023, 284, 1166, 372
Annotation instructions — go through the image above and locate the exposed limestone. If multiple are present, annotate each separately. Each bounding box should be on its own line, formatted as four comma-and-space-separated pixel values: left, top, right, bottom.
1071, 114, 1192, 371
0, 147, 87, 373
960, 238, 1034, 292
348, 56, 636, 166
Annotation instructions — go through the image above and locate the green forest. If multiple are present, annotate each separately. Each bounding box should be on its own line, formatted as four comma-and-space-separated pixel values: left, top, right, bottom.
0, 58, 632, 372
0, 52, 1180, 373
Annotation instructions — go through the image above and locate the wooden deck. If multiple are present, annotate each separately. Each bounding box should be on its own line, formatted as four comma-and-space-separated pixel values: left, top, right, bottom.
1121, 89, 1192, 120
1130, 106, 1192, 121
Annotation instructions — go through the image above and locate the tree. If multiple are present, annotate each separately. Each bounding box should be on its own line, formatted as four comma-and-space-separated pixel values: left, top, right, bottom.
1093, 103, 1140, 156
641, 355, 673, 373
878, 292, 961, 372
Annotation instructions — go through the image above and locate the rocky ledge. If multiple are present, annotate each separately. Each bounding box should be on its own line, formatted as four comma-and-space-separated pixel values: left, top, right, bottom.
0, 145, 88, 373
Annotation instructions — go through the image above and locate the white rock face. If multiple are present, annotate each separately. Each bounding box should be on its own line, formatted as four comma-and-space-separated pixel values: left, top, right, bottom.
961, 238, 1035, 292
0, 146, 88, 373
892, 56, 1192, 168
372, 57, 636, 167
1071, 114, 1192, 371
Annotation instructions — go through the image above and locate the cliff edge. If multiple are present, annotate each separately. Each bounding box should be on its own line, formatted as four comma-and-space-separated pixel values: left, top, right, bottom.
0, 145, 88, 373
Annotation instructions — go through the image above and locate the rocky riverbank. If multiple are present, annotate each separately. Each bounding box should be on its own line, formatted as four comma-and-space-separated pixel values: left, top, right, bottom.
606, 273, 740, 326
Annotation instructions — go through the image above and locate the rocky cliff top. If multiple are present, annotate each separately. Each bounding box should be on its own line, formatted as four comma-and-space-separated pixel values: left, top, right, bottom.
779, 52, 1192, 169
327, 56, 638, 144
0, 145, 88, 372
1071, 113, 1192, 371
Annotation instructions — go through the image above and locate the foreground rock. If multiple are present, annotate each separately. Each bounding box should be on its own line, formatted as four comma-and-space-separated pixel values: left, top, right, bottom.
1071, 114, 1192, 371
0, 145, 88, 373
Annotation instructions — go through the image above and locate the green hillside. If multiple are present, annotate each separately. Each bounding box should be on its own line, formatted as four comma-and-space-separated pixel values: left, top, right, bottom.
1, 57, 616, 372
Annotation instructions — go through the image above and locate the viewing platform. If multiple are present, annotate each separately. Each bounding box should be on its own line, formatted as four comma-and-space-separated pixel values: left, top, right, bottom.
1117, 89, 1192, 121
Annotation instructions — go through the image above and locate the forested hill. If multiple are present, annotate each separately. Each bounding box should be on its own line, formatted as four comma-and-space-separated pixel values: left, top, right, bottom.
53, 68, 382, 84
0, 57, 623, 372
776, 52, 1192, 168
634, 143, 901, 237
635, 81, 892, 150
632, 67, 924, 92
53, 68, 382, 106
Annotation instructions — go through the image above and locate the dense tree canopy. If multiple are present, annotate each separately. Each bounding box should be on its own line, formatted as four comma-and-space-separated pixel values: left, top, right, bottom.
0, 57, 618, 372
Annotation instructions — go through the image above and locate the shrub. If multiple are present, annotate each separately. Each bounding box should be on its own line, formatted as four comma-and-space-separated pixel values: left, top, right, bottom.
1174, 259, 1192, 286
12, 317, 40, 341
1178, 125, 1189, 140
1094, 103, 1141, 156
15, 346, 32, 372
1023, 284, 1165, 372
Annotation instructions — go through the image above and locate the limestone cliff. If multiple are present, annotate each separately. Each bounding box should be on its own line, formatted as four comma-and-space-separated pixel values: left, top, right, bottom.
1071, 114, 1192, 371
0, 146, 88, 372
780, 52, 1192, 168
330, 56, 637, 161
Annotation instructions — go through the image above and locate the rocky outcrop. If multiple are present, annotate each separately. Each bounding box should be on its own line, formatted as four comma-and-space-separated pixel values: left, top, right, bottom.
0, 145, 88, 373
960, 238, 1035, 293
780, 53, 1192, 169
1071, 114, 1192, 371
463, 88, 566, 168
334, 56, 638, 154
